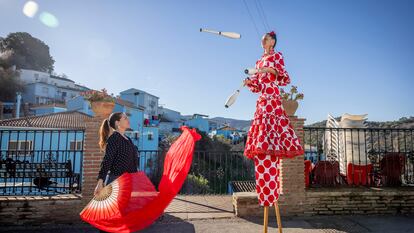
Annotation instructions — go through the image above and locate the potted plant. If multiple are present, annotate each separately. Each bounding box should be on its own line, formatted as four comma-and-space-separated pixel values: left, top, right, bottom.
280, 85, 304, 116
81, 89, 115, 118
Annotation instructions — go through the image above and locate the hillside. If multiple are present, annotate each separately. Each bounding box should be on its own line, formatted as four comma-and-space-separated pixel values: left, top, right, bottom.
306, 116, 414, 128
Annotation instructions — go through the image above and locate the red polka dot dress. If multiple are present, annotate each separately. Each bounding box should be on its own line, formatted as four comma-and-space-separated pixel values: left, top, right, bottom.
244, 49, 304, 206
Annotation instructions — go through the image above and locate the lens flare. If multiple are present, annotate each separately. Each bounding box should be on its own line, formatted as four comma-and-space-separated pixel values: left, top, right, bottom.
39, 12, 59, 28
23, 1, 38, 18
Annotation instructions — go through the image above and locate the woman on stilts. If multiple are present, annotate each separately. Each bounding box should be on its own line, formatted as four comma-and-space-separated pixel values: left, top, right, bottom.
244, 31, 304, 233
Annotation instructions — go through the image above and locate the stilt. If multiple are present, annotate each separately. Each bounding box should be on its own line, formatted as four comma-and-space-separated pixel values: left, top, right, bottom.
263, 206, 269, 233
275, 200, 282, 233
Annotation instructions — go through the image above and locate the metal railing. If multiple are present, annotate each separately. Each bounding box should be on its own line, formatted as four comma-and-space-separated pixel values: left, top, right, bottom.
304, 127, 414, 187
138, 150, 254, 195
5, 126, 410, 196
140, 127, 414, 194
0, 129, 84, 196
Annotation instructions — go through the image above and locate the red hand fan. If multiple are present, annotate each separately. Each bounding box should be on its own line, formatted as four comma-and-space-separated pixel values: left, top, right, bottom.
80, 171, 156, 221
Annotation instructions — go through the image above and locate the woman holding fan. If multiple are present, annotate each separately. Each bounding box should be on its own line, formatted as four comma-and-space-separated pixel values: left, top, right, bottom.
95, 112, 138, 195
94, 112, 138, 233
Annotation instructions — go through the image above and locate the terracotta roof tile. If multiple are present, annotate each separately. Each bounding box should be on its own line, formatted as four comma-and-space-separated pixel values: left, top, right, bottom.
218, 126, 238, 131
0, 111, 92, 129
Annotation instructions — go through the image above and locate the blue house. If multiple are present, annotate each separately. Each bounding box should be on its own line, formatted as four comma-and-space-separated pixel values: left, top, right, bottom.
66, 96, 159, 173
0, 111, 89, 194
66, 96, 94, 116
208, 120, 223, 131
158, 107, 183, 138
213, 125, 245, 143
66, 96, 158, 150
119, 88, 159, 121
184, 114, 209, 133
31, 104, 67, 116
215, 125, 237, 138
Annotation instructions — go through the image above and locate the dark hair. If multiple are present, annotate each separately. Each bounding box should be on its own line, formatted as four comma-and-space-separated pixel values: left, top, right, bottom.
99, 112, 123, 151
266, 32, 277, 49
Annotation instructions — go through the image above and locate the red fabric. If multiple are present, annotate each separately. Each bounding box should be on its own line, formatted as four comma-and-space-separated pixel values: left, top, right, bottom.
304, 160, 312, 188
313, 161, 340, 186
81, 126, 201, 233
244, 49, 304, 160
380, 153, 405, 186
347, 163, 373, 186
144, 119, 149, 126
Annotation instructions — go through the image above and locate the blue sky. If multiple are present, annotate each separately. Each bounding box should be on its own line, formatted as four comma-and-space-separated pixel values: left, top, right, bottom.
1, 0, 413, 124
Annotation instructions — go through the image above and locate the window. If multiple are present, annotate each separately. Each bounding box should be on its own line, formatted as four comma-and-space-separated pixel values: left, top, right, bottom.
126, 131, 139, 140
70, 141, 83, 151
148, 132, 153, 141
172, 128, 180, 132
125, 109, 131, 116
8, 140, 33, 156
34, 73, 39, 79
42, 87, 49, 94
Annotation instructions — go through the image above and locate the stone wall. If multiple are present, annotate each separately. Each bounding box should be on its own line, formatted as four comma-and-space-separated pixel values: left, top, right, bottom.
0, 195, 83, 227
305, 188, 414, 215
278, 116, 306, 215
232, 188, 414, 217
81, 116, 105, 202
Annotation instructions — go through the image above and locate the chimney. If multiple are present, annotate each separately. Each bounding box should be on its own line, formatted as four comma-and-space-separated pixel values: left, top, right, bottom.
0, 101, 3, 120
16, 92, 22, 118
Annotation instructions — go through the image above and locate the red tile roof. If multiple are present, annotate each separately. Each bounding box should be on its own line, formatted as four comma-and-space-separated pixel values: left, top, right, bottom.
0, 111, 92, 129
218, 126, 238, 131
115, 99, 144, 110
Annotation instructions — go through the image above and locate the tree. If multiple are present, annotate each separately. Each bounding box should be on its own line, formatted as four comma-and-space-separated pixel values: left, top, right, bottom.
0, 67, 24, 102
0, 50, 24, 101
0, 32, 55, 73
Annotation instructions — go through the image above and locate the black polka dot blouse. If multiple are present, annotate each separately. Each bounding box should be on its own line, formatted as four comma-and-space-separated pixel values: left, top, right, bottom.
97, 131, 139, 181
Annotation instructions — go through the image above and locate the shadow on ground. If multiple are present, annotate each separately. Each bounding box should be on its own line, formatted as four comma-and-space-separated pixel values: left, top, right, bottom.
240, 214, 414, 233
142, 214, 196, 233
0, 214, 195, 233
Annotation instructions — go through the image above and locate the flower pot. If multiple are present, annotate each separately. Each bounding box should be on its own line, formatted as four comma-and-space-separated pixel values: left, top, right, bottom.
90, 101, 115, 118
282, 99, 299, 116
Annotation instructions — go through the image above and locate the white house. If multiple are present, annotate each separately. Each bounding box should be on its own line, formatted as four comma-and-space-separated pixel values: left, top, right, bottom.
18, 69, 89, 105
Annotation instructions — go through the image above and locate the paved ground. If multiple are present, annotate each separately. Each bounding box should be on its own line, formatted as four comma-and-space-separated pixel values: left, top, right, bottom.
164, 195, 234, 220
1, 195, 413, 233
2, 215, 413, 233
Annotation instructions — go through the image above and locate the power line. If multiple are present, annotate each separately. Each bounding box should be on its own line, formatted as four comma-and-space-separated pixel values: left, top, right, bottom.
242, 0, 261, 39
256, 0, 271, 31
254, 0, 270, 31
